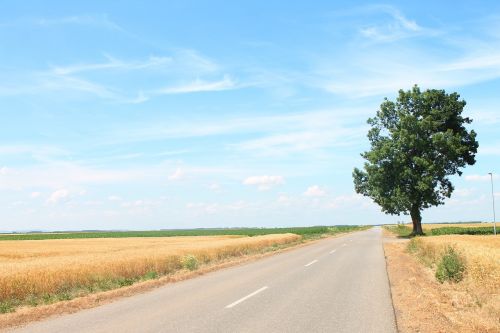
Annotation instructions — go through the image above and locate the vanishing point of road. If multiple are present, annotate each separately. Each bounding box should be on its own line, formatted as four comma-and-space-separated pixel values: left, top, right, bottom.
9, 227, 397, 333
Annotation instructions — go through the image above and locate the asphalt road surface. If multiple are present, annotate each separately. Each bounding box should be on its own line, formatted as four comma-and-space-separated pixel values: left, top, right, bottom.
10, 227, 397, 333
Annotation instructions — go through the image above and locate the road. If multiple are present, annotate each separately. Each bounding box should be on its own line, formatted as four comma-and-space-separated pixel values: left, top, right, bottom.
9, 227, 397, 333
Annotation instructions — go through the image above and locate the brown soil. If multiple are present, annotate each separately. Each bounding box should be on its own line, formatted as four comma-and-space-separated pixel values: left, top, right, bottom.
384, 240, 500, 333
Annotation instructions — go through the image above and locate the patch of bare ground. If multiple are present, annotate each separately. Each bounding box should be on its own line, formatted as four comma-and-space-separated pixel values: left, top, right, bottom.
384, 241, 500, 333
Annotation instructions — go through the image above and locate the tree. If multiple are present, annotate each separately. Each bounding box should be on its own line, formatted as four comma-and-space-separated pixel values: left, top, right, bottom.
353, 85, 478, 235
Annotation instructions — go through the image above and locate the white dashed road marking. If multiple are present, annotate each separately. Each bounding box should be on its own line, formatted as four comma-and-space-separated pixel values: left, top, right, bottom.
225, 286, 269, 309
304, 259, 318, 267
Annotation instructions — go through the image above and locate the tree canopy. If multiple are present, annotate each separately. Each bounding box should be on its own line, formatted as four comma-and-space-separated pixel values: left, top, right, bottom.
353, 85, 478, 235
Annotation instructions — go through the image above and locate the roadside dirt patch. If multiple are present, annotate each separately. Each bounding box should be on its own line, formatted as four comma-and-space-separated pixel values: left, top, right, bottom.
384, 242, 500, 333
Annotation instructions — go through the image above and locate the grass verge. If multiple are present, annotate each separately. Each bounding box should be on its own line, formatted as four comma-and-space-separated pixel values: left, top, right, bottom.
384, 225, 413, 237
384, 238, 500, 332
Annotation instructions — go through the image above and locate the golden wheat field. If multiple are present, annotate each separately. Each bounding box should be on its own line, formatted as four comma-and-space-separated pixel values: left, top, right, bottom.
415, 235, 500, 291
410, 235, 500, 331
0, 234, 300, 305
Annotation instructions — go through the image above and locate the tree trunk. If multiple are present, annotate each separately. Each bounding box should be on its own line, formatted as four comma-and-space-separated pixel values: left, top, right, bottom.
410, 206, 424, 236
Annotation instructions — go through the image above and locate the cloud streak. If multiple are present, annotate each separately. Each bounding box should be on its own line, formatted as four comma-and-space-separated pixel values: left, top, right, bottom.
155, 75, 237, 94
358, 5, 426, 42
465, 174, 499, 182
243, 175, 285, 191
50, 55, 172, 75
0, 50, 235, 102
304, 185, 327, 197
0, 14, 123, 30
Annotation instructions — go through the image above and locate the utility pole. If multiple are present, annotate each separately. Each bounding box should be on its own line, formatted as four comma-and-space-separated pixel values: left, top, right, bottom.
488, 173, 497, 235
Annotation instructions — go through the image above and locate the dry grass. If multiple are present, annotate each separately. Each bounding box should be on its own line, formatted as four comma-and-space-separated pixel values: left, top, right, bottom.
385, 238, 500, 333
410, 235, 500, 293
392, 234, 500, 332
0, 234, 300, 309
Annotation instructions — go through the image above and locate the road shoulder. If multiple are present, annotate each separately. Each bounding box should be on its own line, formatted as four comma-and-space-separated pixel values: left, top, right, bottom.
383, 234, 499, 333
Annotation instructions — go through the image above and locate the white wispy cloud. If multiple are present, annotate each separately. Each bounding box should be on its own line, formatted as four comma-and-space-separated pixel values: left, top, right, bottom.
0, 14, 122, 30
453, 188, 475, 197
277, 194, 292, 205
207, 183, 222, 192
318, 48, 500, 97
108, 195, 122, 201
155, 75, 236, 94
50, 55, 172, 75
326, 194, 372, 209
479, 144, 500, 156
441, 54, 500, 71
359, 5, 425, 42
243, 175, 285, 191
232, 128, 365, 156
0, 145, 67, 158
0, 50, 232, 102
186, 200, 255, 215
39, 74, 120, 99
104, 109, 367, 146
465, 174, 499, 181
186, 202, 219, 215
168, 168, 185, 181
308, 6, 500, 98
37, 14, 122, 30
47, 189, 70, 204
304, 185, 327, 197
0, 162, 146, 190
174, 49, 220, 73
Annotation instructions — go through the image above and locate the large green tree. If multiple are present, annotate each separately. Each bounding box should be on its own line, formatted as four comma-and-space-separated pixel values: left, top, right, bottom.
353, 86, 478, 235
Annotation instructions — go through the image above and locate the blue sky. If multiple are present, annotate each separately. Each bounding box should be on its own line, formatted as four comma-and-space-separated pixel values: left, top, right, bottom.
1, 1, 499, 231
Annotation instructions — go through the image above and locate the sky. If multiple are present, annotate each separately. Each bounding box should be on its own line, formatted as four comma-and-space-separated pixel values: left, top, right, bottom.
1, 1, 499, 231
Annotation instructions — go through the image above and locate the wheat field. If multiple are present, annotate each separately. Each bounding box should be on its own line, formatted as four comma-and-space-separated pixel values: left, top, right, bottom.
409, 235, 500, 331
413, 235, 500, 292
0, 234, 300, 306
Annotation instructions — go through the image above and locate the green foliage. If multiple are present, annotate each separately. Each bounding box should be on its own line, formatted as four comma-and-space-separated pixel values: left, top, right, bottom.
407, 238, 419, 253
385, 224, 494, 237
182, 255, 199, 271
143, 271, 158, 280
353, 86, 478, 233
384, 225, 413, 237
117, 277, 137, 286
435, 246, 466, 283
0, 301, 14, 313
430, 227, 494, 236
58, 292, 73, 301
0, 225, 367, 241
